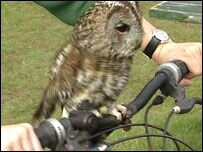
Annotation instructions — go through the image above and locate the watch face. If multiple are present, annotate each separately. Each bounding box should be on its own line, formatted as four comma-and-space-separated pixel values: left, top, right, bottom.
153, 29, 169, 41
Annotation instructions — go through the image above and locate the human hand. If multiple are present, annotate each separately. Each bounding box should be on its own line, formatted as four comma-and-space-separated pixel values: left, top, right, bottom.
1, 123, 43, 151
152, 42, 202, 86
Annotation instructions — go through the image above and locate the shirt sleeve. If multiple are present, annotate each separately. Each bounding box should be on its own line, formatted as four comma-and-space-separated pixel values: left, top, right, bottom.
34, 1, 95, 26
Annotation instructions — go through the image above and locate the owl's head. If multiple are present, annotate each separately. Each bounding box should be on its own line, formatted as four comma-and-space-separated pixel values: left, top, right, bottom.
71, 1, 143, 59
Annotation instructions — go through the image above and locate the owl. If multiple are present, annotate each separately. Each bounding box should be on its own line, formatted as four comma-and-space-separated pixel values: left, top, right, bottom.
32, 1, 143, 126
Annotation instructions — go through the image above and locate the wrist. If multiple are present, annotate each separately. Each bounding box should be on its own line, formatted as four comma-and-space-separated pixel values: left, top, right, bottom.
152, 39, 173, 64
143, 29, 170, 59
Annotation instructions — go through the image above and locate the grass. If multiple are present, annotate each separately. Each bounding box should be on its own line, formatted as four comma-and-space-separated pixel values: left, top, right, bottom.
2, 1, 202, 151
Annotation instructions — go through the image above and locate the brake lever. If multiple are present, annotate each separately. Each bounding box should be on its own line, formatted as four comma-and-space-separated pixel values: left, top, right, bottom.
160, 80, 186, 101
156, 60, 188, 101
156, 60, 201, 114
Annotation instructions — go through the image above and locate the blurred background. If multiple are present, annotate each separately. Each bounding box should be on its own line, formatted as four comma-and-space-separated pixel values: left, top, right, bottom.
2, 1, 202, 151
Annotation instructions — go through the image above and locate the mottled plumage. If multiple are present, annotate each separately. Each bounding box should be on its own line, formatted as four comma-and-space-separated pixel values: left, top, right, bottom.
32, 1, 143, 126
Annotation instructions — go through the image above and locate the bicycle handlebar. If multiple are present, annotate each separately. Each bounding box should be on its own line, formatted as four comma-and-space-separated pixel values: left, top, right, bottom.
126, 60, 189, 118
34, 60, 200, 150
34, 112, 119, 150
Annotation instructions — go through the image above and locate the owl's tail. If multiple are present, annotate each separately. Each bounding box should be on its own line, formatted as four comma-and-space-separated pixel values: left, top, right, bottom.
32, 83, 58, 127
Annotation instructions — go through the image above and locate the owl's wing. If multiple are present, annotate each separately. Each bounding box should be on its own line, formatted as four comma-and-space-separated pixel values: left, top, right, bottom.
32, 45, 83, 125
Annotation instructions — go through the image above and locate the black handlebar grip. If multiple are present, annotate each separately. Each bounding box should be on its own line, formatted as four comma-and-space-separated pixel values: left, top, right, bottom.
68, 111, 120, 133
96, 115, 120, 131
172, 60, 189, 79
69, 111, 98, 133
34, 121, 58, 150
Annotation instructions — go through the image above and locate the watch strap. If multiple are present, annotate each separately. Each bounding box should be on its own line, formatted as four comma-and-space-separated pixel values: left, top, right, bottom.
143, 36, 161, 59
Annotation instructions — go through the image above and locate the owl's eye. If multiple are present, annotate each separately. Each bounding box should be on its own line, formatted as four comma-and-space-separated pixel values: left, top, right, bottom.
115, 23, 130, 33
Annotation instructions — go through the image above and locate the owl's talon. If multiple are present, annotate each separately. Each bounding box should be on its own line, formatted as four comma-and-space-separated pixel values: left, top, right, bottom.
116, 104, 127, 118
108, 104, 127, 121
111, 108, 122, 121
62, 108, 69, 118
92, 109, 103, 118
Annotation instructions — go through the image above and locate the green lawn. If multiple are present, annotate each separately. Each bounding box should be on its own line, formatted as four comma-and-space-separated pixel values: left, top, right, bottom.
2, 1, 202, 151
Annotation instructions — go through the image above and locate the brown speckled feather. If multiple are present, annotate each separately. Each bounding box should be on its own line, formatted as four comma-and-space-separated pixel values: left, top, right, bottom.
32, 1, 143, 126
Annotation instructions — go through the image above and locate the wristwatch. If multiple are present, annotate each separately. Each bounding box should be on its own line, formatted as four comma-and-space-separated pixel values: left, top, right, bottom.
144, 29, 169, 59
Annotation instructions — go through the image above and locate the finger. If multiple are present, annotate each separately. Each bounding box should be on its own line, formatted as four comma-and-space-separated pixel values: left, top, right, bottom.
21, 123, 43, 151
192, 43, 202, 75
29, 130, 43, 151
179, 78, 193, 87
184, 72, 195, 79
7, 137, 24, 151
20, 123, 36, 151
183, 43, 202, 76
7, 144, 23, 151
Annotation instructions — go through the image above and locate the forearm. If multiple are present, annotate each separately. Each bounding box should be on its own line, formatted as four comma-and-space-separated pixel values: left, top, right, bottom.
140, 18, 156, 50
